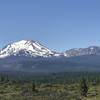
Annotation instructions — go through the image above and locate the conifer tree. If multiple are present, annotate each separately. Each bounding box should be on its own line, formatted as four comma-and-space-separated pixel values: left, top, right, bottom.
80, 78, 88, 97
32, 81, 36, 92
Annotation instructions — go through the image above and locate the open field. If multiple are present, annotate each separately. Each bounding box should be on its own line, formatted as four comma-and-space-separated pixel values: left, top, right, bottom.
0, 72, 100, 100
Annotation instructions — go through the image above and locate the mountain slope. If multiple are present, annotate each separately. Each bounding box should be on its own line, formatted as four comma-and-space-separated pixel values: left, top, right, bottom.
64, 46, 100, 57
1, 40, 100, 72
1, 40, 100, 58
0, 40, 55, 58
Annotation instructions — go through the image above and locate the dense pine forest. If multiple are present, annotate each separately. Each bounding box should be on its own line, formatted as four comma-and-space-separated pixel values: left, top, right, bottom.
0, 71, 100, 100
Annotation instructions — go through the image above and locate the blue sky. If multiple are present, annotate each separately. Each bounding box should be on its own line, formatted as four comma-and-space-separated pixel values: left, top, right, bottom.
0, 0, 100, 52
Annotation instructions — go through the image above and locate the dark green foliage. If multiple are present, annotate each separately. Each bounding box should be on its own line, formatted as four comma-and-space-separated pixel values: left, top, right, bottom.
80, 78, 88, 97
0, 75, 5, 82
0, 75, 9, 83
32, 81, 36, 92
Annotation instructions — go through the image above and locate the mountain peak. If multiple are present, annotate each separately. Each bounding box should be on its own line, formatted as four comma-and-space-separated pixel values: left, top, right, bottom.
64, 46, 100, 57
0, 40, 54, 58
1, 40, 100, 58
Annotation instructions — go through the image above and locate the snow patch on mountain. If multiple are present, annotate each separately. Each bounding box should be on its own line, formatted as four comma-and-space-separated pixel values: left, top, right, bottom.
64, 46, 100, 57
0, 40, 55, 58
1, 40, 100, 59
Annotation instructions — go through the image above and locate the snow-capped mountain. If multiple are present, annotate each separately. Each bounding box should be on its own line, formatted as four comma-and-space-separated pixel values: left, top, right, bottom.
1, 40, 100, 59
0, 40, 55, 58
1, 41, 100, 72
64, 46, 100, 57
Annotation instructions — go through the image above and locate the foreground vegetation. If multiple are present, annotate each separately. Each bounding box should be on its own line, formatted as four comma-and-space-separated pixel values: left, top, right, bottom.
0, 71, 100, 100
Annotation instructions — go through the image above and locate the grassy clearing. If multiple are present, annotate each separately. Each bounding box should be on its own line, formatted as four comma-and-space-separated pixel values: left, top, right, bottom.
0, 81, 100, 100
0, 72, 100, 100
